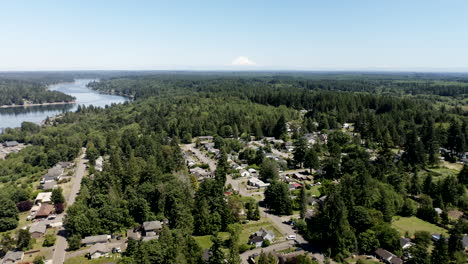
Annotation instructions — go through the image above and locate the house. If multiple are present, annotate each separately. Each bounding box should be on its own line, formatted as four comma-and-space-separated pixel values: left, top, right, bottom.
248, 235, 264, 248
374, 248, 403, 264
201, 249, 212, 262
142, 236, 159, 242
248, 228, 275, 248
240, 170, 250, 177
44, 166, 63, 178
35, 204, 54, 219
288, 183, 302, 190
143, 221, 163, 237
40, 180, 58, 190
29, 223, 47, 238
89, 243, 111, 259
126, 229, 141, 240
34, 192, 53, 204
462, 235, 468, 251
56, 161, 73, 169
95, 156, 104, 172
3, 141, 19, 148
190, 167, 213, 179
198, 136, 213, 142
1, 251, 24, 264
400, 237, 414, 250
248, 177, 270, 188
81, 235, 111, 246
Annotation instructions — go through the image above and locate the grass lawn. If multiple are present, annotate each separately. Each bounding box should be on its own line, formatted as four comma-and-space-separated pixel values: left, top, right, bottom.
308, 185, 321, 197
64, 254, 122, 264
392, 216, 448, 237
345, 257, 380, 264
193, 232, 230, 250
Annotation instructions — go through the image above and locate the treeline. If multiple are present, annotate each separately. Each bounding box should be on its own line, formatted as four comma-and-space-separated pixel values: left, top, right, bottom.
0, 79, 74, 105
89, 74, 468, 100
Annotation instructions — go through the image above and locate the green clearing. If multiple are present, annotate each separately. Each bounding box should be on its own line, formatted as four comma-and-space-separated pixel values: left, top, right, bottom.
392, 216, 448, 237
193, 232, 230, 250
345, 257, 380, 264
309, 185, 321, 197
64, 254, 122, 264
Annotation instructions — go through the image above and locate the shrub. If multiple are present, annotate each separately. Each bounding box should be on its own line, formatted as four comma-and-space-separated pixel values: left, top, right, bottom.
43, 234, 56, 247
16, 200, 33, 212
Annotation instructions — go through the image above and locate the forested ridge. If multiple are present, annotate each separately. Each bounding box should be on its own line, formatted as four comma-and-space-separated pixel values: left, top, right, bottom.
0, 73, 467, 263
0, 79, 75, 105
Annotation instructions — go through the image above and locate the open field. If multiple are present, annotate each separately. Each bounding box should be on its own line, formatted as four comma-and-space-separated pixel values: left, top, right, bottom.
193, 232, 230, 250
392, 216, 448, 237
64, 254, 122, 264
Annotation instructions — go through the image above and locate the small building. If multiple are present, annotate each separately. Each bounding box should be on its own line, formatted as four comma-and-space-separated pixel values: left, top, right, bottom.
248, 177, 270, 188
35, 204, 54, 219
239, 170, 250, 177
56, 161, 73, 169
3, 141, 19, 148
34, 192, 53, 204
462, 235, 468, 251
190, 167, 213, 179
89, 243, 111, 259
81, 235, 111, 246
126, 229, 141, 241
198, 136, 213, 142
143, 221, 163, 237
374, 248, 403, 264
95, 156, 104, 172
400, 237, 414, 250
201, 249, 212, 262
40, 180, 58, 191
29, 223, 47, 238
1, 251, 24, 264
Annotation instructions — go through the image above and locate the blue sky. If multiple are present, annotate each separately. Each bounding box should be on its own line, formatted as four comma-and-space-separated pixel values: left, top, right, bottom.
1, 0, 467, 71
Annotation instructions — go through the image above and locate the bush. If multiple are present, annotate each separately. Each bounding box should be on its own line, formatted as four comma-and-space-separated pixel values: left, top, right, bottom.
43, 234, 56, 247
33, 256, 45, 264
239, 244, 255, 253
68, 234, 82, 251
16, 200, 33, 212
55, 203, 65, 214
262, 239, 271, 247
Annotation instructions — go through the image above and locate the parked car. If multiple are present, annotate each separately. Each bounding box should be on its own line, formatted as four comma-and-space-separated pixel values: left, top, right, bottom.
287, 235, 296, 240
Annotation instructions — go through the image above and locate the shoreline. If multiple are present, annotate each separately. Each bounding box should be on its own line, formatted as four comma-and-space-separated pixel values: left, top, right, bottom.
0, 101, 76, 109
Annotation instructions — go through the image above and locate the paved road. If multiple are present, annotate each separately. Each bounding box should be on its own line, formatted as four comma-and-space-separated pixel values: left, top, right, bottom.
52, 148, 87, 264
182, 144, 332, 264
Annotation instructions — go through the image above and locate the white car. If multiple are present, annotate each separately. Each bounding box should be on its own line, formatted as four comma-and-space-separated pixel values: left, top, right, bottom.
286, 235, 296, 240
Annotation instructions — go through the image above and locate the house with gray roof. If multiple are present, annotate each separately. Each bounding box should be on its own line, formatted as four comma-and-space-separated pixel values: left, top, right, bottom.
81, 235, 111, 246
3, 141, 19, 148
29, 223, 47, 238
89, 243, 111, 259
1, 251, 24, 264
143, 221, 163, 237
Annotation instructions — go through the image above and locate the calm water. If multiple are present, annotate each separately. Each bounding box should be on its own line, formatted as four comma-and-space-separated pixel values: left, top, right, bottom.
0, 79, 128, 131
